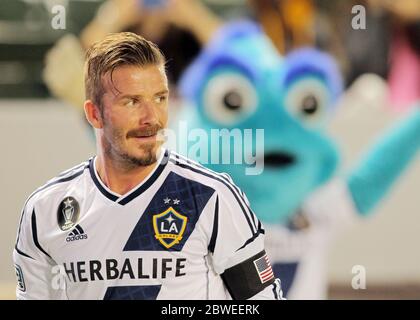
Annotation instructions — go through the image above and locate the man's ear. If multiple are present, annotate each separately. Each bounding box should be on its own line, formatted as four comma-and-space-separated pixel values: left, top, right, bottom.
84, 100, 103, 129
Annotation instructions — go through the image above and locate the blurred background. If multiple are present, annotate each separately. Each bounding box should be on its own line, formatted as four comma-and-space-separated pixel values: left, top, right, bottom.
0, 0, 419, 299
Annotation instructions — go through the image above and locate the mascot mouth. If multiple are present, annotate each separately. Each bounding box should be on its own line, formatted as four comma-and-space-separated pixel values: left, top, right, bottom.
263, 152, 296, 168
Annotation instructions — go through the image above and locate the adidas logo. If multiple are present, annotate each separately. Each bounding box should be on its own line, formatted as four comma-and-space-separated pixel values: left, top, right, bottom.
66, 225, 88, 242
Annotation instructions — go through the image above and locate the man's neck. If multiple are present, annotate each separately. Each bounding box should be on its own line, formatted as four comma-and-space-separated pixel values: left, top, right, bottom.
94, 153, 160, 196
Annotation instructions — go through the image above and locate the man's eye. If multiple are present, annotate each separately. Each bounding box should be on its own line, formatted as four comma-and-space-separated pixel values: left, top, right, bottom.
155, 95, 167, 104
125, 99, 138, 107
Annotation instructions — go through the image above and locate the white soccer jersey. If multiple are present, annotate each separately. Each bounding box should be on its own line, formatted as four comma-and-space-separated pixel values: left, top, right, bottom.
13, 149, 282, 300
264, 179, 359, 299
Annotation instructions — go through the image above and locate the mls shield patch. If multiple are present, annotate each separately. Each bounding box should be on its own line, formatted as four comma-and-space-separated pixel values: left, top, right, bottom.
57, 196, 80, 231
153, 207, 187, 249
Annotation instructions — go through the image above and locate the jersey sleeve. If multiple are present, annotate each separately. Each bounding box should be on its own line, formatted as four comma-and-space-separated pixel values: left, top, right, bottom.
302, 178, 360, 234
208, 176, 283, 300
13, 199, 65, 300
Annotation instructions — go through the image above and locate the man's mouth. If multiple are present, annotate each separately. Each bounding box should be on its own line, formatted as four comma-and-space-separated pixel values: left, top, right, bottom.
134, 132, 157, 138
131, 134, 158, 143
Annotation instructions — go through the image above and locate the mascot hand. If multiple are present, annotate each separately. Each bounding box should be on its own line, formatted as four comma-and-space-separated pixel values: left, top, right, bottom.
43, 34, 85, 110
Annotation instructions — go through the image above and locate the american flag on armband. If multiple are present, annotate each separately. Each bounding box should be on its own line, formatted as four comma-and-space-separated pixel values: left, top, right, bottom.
253, 253, 274, 283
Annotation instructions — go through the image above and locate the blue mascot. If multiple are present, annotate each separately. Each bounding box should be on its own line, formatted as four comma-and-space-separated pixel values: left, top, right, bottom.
175, 21, 420, 299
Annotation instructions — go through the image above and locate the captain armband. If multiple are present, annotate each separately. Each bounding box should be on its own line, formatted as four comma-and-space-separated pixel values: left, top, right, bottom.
221, 250, 275, 300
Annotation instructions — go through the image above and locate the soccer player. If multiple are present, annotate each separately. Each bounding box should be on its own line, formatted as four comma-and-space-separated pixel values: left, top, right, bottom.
13, 32, 283, 300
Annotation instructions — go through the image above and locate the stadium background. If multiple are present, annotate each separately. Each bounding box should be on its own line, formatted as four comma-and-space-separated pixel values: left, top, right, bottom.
0, 0, 419, 299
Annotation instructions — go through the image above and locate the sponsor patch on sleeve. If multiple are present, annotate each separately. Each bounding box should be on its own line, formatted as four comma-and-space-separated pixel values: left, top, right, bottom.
14, 264, 26, 292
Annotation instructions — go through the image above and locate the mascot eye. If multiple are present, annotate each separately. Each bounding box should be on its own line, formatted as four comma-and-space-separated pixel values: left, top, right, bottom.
223, 91, 243, 111
301, 94, 319, 115
284, 78, 330, 128
202, 73, 258, 125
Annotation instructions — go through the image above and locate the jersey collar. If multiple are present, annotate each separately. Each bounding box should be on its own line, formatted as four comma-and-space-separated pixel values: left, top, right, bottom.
88, 149, 170, 205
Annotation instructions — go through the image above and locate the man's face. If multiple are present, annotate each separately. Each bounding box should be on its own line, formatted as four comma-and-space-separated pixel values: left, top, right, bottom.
99, 64, 169, 167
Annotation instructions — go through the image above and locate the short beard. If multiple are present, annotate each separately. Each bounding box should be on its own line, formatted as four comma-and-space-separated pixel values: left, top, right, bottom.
119, 145, 158, 168
103, 131, 159, 170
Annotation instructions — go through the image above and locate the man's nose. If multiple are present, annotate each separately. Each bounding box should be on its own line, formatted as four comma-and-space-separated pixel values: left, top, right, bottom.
139, 101, 158, 125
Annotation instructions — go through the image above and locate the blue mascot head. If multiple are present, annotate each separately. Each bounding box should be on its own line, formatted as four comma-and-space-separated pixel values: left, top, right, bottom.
178, 21, 343, 224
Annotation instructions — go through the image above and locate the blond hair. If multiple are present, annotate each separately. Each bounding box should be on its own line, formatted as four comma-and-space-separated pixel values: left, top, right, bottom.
84, 32, 165, 109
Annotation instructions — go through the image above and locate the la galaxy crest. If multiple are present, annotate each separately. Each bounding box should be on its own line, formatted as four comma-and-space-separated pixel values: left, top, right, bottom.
153, 207, 187, 249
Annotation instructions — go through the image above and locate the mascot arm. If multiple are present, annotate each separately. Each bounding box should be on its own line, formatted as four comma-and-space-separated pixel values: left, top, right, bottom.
43, 0, 142, 110
347, 106, 420, 216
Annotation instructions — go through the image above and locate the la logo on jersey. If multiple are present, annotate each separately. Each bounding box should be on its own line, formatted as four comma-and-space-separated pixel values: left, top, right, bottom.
153, 207, 188, 249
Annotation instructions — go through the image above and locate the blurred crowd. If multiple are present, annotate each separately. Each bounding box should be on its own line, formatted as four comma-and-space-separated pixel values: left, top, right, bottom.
0, 0, 419, 111
45, 0, 420, 112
